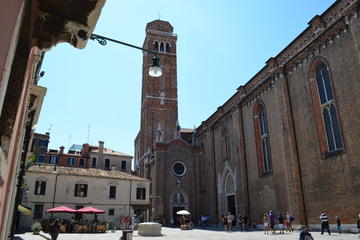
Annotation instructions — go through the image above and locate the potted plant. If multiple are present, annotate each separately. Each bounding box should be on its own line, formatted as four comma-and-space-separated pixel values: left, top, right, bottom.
31, 221, 42, 235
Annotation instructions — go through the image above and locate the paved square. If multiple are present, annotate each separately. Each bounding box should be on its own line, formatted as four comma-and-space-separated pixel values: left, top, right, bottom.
15, 228, 357, 240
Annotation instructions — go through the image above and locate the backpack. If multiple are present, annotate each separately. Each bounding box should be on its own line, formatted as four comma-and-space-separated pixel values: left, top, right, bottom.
290, 215, 295, 221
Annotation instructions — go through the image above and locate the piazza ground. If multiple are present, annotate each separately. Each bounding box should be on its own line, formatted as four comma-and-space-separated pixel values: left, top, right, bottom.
15, 227, 357, 240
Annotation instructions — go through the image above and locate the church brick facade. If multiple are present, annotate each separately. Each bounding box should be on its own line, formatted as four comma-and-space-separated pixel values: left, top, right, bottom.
135, 0, 360, 227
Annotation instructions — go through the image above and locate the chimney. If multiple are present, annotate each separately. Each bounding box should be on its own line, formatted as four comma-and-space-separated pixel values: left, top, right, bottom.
82, 143, 90, 156
98, 140, 104, 168
59, 146, 65, 155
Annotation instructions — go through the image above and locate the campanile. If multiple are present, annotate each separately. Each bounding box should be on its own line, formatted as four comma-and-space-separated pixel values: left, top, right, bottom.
135, 20, 178, 176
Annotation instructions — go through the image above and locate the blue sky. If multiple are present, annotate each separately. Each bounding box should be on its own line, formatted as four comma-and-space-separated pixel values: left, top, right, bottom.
37, 0, 336, 157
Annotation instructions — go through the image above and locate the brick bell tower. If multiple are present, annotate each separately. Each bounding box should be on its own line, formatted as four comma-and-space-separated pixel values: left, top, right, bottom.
134, 20, 178, 176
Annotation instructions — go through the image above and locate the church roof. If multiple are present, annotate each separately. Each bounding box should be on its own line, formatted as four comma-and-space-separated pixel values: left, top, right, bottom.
27, 164, 148, 181
146, 20, 173, 33
180, 128, 193, 133
91, 148, 132, 158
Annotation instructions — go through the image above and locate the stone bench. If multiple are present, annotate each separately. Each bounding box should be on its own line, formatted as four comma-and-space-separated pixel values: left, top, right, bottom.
138, 222, 162, 236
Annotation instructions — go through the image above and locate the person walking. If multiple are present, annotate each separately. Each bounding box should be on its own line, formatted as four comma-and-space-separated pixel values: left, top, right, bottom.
335, 216, 341, 234
278, 214, 285, 234
226, 212, 233, 231
357, 214, 360, 233
49, 219, 60, 240
299, 225, 314, 240
286, 211, 294, 232
320, 211, 331, 235
238, 215, 243, 232
269, 210, 276, 234
263, 213, 270, 235
221, 215, 227, 231
243, 215, 249, 231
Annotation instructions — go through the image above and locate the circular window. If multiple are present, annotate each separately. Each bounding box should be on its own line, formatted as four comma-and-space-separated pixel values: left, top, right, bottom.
172, 161, 187, 177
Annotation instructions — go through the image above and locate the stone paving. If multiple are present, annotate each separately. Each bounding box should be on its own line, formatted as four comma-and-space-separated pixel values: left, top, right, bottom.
15, 228, 358, 240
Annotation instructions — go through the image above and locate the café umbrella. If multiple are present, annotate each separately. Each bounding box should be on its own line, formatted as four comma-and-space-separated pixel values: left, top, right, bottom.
76, 207, 105, 221
46, 206, 77, 213
76, 207, 105, 214
176, 210, 191, 216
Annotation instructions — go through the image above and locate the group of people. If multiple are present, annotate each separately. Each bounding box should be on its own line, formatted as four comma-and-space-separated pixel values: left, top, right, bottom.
120, 215, 142, 230
221, 212, 252, 232
263, 210, 294, 234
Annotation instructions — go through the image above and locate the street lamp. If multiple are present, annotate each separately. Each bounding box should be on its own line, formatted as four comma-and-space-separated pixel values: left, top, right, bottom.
89, 33, 162, 77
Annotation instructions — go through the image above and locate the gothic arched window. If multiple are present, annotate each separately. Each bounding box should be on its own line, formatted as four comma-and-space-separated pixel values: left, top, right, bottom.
254, 102, 271, 175
309, 60, 343, 157
160, 42, 164, 52
173, 192, 185, 204
221, 127, 230, 160
166, 43, 170, 53
225, 173, 234, 194
154, 41, 159, 51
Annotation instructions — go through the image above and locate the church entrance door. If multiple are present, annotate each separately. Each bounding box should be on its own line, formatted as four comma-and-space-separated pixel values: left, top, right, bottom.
172, 206, 184, 226
226, 194, 235, 215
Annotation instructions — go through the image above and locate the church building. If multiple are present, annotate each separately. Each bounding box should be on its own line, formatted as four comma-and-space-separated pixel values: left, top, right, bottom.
135, 0, 360, 228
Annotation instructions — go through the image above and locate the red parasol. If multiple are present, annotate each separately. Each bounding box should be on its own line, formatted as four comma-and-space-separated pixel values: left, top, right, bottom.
76, 207, 105, 214
46, 206, 77, 213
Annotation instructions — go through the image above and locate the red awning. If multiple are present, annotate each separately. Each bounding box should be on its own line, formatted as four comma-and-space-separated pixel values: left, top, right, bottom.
46, 206, 77, 213
76, 207, 105, 214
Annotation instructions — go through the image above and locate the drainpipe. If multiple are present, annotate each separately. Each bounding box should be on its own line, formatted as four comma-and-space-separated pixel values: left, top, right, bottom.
51, 169, 60, 219
129, 180, 132, 216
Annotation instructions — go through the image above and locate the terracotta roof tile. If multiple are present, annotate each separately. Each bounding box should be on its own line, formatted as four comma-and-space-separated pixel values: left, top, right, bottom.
27, 164, 148, 181
91, 148, 133, 158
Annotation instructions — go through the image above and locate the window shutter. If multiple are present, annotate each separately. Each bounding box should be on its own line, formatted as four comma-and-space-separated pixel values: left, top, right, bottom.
34, 181, 39, 195
40, 182, 46, 195
84, 184, 88, 197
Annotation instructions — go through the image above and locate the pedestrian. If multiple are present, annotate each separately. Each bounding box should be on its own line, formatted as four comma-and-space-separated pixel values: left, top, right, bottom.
226, 212, 233, 231
49, 219, 60, 240
285, 218, 289, 232
335, 216, 341, 234
231, 213, 236, 229
205, 215, 209, 226
299, 225, 314, 240
238, 215, 243, 231
269, 210, 276, 234
132, 214, 138, 230
278, 214, 285, 234
286, 211, 294, 232
243, 215, 249, 231
221, 215, 227, 231
357, 214, 360, 233
201, 215, 206, 228
319, 211, 331, 235
263, 213, 270, 235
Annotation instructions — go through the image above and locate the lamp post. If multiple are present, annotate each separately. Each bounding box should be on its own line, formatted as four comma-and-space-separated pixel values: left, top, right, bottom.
89, 33, 162, 77
51, 166, 60, 219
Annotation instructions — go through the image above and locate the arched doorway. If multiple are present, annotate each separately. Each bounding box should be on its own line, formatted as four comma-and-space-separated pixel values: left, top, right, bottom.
169, 191, 189, 226
224, 173, 235, 215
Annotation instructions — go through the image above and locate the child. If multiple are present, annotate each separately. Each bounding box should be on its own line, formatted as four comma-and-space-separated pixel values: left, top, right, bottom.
263, 213, 269, 235
336, 216, 341, 234
278, 214, 285, 234
285, 218, 289, 232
